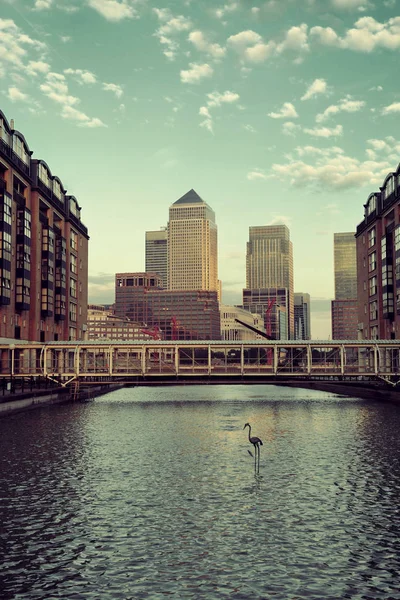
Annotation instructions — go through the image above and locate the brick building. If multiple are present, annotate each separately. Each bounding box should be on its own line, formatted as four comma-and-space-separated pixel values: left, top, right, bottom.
0, 110, 89, 341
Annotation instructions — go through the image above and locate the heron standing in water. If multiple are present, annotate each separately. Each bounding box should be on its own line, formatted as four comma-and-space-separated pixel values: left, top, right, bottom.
243, 422, 263, 471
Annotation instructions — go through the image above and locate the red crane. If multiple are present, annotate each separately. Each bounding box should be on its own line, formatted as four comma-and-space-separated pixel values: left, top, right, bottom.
171, 316, 178, 341
265, 298, 276, 339
140, 325, 161, 340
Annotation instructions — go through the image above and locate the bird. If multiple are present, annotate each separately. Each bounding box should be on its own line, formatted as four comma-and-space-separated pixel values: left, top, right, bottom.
243, 422, 263, 470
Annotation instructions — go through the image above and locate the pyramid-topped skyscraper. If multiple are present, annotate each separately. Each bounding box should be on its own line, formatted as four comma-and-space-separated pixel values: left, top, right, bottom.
167, 189, 218, 292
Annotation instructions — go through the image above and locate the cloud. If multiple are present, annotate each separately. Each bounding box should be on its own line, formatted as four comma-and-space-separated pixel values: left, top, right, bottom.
88, 0, 137, 22
282, 121, 301, 136
247, 168, 268, 180
226, 30, 273, 63
154, 10, 192, 60
316, 97, 365, 122
301, 78, 328, 101
61, 105, 106, 127
188, 31, 226, 58
311, 17, 400, 53
34, 0, 53, 10
102, 82, 123, 97
180, 62, 213, 83
276, 24, 309, 55
0, 18, 47, 73
331, 0, 372, 9
40, 72, 79, 106
64, 68, 97, 84
25, 60, 51, 76
268, 102, 298, 119
382, 102, 400, 115
215, 1, 239, 19
268, 214, 292, 226
6, 86, 29, 102
199, 90, 240, 132
303, 124, 343, 137
269, 150, 392, 190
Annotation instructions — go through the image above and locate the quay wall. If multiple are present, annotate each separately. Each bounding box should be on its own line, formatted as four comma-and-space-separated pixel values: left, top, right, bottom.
0, 384, 123, 417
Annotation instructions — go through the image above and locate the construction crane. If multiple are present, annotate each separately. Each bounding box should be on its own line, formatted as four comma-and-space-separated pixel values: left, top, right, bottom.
234, 318, 272, 340
140, 325, 161, 340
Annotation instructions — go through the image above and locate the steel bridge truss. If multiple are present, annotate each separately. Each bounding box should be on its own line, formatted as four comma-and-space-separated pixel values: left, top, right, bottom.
1, 340, 400, 385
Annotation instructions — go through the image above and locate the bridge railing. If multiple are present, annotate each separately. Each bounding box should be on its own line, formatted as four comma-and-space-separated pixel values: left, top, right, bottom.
1, 341, 399, 382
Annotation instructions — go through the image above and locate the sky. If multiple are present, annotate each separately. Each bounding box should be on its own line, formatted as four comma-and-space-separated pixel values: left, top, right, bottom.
1, 0, 400, 339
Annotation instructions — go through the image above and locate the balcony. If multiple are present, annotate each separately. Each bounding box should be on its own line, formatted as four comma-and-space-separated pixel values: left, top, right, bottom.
0, 137, 12, 161
37, 178, 52, 199
13, 189, 26, 207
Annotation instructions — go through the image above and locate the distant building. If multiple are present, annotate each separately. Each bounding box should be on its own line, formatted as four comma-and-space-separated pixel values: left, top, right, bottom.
355, 164, 400, 339
241, 288, 289, 340
87, 305, 157, 341
331, 299, 358, 341
0, 109, 88, 342
294, 293, 311, 339
167, 189, 218, 293
245, 224, 294, 338
115, 273, 221, 340
332, 233, 357, 339
220, 305, 265, 341
145, 228, 167, 289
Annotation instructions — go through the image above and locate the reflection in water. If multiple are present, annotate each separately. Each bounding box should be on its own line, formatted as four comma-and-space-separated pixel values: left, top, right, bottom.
1, 384, 400, 599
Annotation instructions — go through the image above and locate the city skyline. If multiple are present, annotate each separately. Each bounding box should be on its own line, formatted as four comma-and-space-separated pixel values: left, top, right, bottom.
1, 0, 400, 338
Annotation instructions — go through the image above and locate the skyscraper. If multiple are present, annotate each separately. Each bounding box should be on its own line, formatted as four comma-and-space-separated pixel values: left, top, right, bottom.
334, 233, 357, 299
244, 224, 294, 338
294, 293, 311, 340
145, 228, 167, 288
167, 189, 218, 292
332, 232, 358, 339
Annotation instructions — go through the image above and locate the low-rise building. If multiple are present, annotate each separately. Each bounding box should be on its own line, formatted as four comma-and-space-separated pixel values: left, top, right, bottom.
87, 305, 158, 341
220, 305, 265, 341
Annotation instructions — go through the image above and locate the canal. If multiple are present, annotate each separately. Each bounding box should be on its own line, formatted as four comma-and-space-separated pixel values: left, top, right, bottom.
1, 384, 400, 599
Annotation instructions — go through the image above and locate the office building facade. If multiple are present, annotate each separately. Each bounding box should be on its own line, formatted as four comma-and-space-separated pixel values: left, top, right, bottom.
87, 305, 156, 341
245, 225, 294, 338
115, 272, 221, 340
145, 228, 167, 289
220, 305, 265, 341
167, 189, 218, 293
331, 232, 358, 339
294, 293, 311, 340
242, 288, 289, 340
0, 110, 88, 341
356, 163, 400, 339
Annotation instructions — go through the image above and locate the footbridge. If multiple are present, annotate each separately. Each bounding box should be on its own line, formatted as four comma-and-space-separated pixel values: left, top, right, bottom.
1, 340, 400, 390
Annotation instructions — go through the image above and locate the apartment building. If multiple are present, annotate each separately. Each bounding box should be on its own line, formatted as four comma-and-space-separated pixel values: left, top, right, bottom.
0, 110, 88, 341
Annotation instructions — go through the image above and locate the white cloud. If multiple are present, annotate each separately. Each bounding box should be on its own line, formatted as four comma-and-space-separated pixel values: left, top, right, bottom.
25, 60, 51, 76
282, 121, 301, 136
64, 68, 97, 84
40, 72, 79, 106
268, 102, 298, 119
332, 0, 372, 9
188, 31, 226, 58
369, 85, 383, 91
61, 105, 106, 127
301, 78, 328, 101
88, 0, 136, 22
247, 169, 268, 181
382, 102, 400, 115
154, 11, 192, 60
303, 124, 343, 137
276, 24, 309, 55
6, 86, 29, 102
199, 89, 240, 133
269, 152, 393, 190
180, 62, 213, 83
0, 18, 47, 73
311, 17, 400, 53
215, 1, 239, 19
102, 82, 123, 97
228, 24, 309, 63
34, 0, 53, 10
316, 97, 365, 122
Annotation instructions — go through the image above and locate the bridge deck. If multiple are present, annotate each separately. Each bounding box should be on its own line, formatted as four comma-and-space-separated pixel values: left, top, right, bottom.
1, 340, 400, 385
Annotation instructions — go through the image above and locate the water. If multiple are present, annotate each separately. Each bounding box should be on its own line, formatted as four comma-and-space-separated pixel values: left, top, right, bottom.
1, 385, 400, 599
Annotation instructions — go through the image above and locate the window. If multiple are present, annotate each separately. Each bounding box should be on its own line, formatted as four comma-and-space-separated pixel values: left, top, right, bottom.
38, 162, 50, 188
53, 179, 62, 199
369, 301, 378, 321
12, 135, 29, 164
368, 227, 376, 248
70, 254, 77, 275
70, 229, 78, 251
70, 277, 77, 298
366, 195, 376, 215
369, 276, 377, 296
69, 302, 77, 322
368, 251, 377, 272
